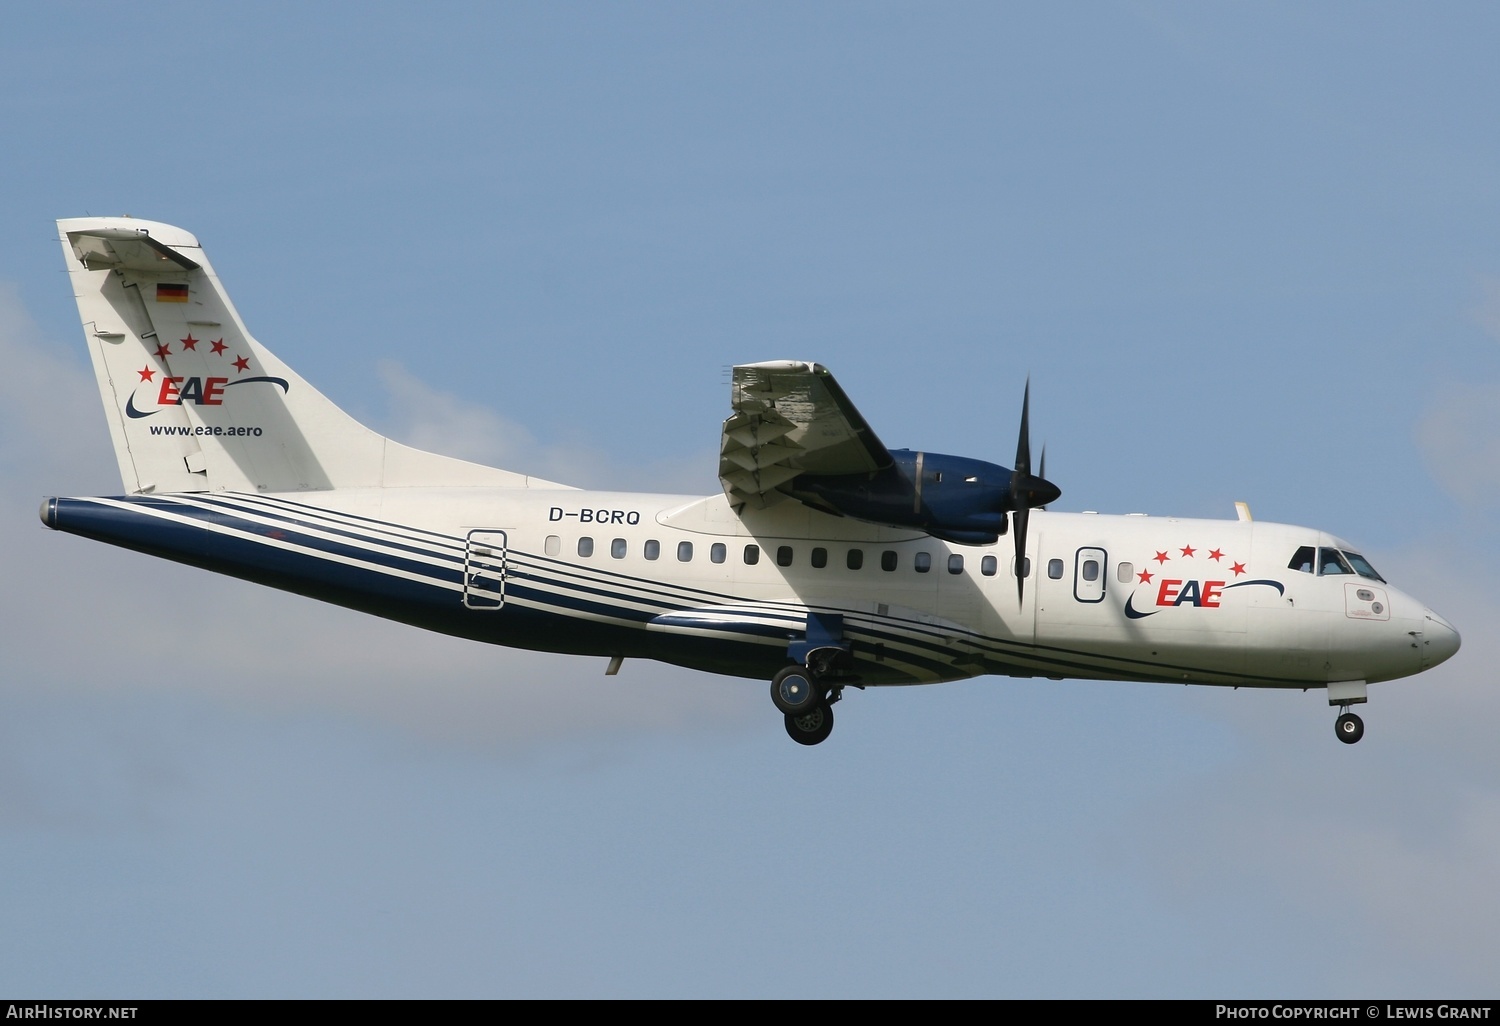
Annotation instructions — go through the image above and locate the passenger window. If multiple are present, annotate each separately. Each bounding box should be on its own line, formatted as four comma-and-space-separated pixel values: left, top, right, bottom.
577, 537, 594, 558
1318, 547, 1352, 575
1013, 556, 1030, 578
981, 555, 997, 577
1047, 558, 1064, 579
611, 538, 627, 559
947, 554, 964, 575
811, 547, 828, 569
914, 552, 932, 573
743, 544, 759, 565
710, 543, 726, 564
1117, 561, 1133, 584
545, 535, 561, 557
847, 549, 864, 570
644, 539, 661, 561
1288, 546, 1315, 574
677, 541, 693, 562
1082, 559, 1099, 582
777, 545, 793, 567
881, 550, 898, 572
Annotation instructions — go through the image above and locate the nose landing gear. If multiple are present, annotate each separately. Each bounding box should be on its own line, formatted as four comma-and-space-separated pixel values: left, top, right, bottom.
1334, 709, 1365, 744
1327, 680, 1367, 746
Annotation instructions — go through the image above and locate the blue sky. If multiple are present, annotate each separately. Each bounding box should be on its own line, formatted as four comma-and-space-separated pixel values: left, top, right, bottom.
2, 3, 1497, 997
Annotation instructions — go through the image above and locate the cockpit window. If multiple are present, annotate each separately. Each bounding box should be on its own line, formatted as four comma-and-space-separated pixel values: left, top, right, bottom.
1342, 551, 1386, 583
1318, 547, 1353, 576
1289, 545, 1385, 581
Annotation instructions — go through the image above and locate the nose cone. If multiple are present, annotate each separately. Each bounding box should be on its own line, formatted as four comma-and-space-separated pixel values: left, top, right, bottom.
1422, 609, 1461, 669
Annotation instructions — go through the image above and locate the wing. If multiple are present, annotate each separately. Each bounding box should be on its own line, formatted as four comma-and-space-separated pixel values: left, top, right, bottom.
718, 361, 894, 509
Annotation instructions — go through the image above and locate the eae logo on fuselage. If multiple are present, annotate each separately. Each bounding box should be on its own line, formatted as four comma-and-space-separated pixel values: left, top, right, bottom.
1123, 543, 1283, 619
1153, 578, 1226, 608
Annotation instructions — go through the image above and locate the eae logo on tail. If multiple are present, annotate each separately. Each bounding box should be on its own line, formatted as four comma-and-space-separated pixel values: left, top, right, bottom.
123, 330, 289, 419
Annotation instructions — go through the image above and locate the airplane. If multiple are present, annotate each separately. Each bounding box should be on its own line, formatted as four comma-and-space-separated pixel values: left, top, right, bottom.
41, 216, 1461, 747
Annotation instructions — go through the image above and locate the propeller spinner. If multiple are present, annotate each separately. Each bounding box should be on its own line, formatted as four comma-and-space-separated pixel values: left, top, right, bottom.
1008, 381, 1061, 603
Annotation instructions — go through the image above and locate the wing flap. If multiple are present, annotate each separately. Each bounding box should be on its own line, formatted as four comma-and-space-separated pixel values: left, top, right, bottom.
718, 361, 893, 509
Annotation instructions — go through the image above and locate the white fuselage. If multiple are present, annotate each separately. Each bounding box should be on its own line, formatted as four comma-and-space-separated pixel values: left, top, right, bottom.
114, 484, 1440, 692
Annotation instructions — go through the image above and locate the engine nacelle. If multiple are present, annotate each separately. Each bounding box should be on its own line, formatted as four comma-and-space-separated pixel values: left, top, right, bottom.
787, 449, 1019, 545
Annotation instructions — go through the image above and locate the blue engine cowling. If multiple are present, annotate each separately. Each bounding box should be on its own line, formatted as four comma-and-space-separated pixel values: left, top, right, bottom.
786, 449, 1029, 545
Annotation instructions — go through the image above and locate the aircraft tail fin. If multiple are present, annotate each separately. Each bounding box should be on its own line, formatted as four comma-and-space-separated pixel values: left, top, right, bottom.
58, 217, 567, 495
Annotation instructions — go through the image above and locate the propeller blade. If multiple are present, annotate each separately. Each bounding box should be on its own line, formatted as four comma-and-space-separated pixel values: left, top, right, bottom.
1011, 381, 1033, 605
1007, 379, 1061, 604
1013, 380, 1032, 482
1013, 504, 1029, 605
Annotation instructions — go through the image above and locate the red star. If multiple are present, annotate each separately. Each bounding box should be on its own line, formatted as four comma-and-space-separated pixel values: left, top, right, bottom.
137, 366, 155, 382
210, 338, 228, 355
1180, 545, 1196, 558
1231, 562, 1246, 577
233, 355, 250, 372
1137, 569, 1154, 584
1153, 551, 1170, 564
153, 342, 172, 358
1208, 549, 1224, 561
180, 334, 199, 351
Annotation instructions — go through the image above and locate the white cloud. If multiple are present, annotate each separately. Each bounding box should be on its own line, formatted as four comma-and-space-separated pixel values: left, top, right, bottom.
1470, 274, 1500, 343
1415, 381, 1500, 512
0, 282, 116, 490
373, 359, 713, 494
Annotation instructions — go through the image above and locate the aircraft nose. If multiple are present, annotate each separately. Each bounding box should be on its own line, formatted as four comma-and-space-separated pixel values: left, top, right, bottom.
1422, 609, 1461, 669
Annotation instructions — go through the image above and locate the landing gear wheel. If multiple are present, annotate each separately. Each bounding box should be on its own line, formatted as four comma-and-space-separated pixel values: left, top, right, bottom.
771, 666, 820, 715
1335, 711, 1365, 745
784, 702, 834, 746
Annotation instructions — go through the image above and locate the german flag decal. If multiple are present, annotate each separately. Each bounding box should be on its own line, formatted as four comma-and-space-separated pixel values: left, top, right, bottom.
156, 283, 189, 303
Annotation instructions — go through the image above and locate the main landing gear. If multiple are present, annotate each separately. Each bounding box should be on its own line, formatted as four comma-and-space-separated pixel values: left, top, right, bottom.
772, 611, 855, 746
772, 665, 843, 746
